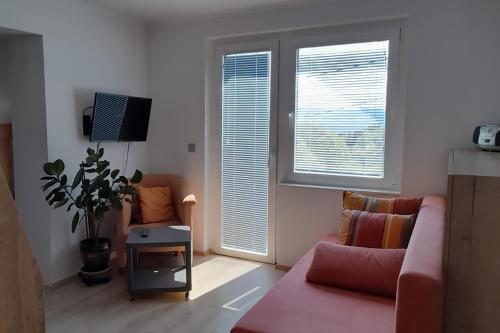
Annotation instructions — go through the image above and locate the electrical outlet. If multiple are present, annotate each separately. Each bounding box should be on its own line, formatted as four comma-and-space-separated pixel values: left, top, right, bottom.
188, 143, 196, 152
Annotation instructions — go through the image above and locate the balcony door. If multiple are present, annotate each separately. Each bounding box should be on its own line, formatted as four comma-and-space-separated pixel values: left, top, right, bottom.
213, 40, 278, 263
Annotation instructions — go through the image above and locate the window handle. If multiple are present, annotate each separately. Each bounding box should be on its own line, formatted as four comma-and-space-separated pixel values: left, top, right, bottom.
288, 111, 294, 130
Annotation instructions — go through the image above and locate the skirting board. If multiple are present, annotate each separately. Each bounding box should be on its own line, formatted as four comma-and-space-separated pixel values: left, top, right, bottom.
275, 264, 291, 272
194, 249, 213, 256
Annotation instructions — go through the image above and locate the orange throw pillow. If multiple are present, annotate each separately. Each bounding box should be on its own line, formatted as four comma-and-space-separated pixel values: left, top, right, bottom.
339, 209, 416, 249
343, 191, 422, 215
137, 185, 176, 223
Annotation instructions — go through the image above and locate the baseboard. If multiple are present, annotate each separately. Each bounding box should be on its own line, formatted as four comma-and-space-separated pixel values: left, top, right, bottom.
47, 273, 78, 289
274, 264, 291, 272
193, 249, 213, 256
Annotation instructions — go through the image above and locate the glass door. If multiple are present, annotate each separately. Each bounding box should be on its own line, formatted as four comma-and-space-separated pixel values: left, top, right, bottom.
213, 41, 278, 263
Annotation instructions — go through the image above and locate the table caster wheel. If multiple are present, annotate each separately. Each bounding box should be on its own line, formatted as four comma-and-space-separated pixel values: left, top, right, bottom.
185, 292, 189, 300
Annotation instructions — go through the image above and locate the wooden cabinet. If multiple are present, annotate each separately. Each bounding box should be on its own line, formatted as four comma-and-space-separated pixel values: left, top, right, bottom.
0, 123, 13, 194
445, 149, 500, 332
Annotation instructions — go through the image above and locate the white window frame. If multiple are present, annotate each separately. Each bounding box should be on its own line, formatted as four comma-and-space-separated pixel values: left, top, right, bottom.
277, 22, 406, 193
209, 39, 279, 264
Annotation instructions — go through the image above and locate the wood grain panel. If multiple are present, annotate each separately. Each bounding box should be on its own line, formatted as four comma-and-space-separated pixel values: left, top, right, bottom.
0, 123, 13, 193
445, 175, 475, 333
445, 175, 500, 332
469, 177, 500, 332
0, 166, 44, 332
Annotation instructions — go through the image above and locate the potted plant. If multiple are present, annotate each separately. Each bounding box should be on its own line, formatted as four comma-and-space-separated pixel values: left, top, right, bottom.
41, 146, 142, 281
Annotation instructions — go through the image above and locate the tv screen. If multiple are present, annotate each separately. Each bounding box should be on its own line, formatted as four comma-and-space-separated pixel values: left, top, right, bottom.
90, 92, 151, 142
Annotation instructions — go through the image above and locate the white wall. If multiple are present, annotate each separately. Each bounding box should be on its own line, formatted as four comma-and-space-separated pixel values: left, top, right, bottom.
0, 0, 149, 284
7, 35, 51, 280
147, 0, 500, 266
0, 39, 10, 123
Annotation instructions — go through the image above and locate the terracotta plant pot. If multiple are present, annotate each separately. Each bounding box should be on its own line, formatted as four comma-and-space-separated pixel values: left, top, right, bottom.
79, 238, 112, 272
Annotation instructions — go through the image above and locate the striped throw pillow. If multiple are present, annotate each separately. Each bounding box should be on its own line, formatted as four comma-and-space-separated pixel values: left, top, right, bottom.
343, 191, 423, 216
339, 209, 416, 249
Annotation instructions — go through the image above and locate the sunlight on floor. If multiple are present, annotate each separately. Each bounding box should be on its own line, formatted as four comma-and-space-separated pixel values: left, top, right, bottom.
222, 286, 262, 311
189, 256, 262, 300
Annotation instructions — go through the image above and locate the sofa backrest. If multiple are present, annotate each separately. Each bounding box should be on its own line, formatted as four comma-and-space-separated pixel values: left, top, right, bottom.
395, 195, 445, 333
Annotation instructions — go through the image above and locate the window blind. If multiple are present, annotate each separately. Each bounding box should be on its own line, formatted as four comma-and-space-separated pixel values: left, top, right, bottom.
221, 51, 271, 255
294, 41, 389, 178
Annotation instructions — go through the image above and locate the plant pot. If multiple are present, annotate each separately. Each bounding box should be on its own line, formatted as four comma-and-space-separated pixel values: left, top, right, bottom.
79, 238, 112, 272
79, 266, 112, 286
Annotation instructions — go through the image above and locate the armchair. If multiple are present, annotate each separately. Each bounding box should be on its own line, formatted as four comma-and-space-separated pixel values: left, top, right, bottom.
115, 174, 196, 273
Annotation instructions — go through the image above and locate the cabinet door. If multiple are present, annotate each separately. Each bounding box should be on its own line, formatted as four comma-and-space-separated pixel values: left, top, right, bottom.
446, 175, 500, 332
469, 177, 500, 332
445, 175, 475, 333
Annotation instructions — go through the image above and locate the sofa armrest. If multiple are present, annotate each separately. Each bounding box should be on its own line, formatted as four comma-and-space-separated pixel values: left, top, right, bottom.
395, 195, 445, 333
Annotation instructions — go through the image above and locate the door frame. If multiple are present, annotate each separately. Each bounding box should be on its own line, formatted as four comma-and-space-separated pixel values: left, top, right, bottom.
209, 39, 279, 264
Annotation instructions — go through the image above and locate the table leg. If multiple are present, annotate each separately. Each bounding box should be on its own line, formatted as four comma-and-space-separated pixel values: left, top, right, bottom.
127, 245, 134, 298
185, 242, 192, 292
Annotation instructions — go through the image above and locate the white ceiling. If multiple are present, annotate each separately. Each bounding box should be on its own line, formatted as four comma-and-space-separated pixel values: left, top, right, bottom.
81, 0, 325, 23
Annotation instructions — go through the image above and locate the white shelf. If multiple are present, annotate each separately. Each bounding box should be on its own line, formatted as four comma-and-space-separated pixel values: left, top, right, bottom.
449, 148, 500, 177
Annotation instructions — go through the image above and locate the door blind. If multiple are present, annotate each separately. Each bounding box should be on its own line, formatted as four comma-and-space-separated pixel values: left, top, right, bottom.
221, 51, 271, 255
294, 41, 389, 178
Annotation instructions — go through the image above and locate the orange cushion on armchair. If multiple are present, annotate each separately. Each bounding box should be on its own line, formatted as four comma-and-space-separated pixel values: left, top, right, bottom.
137, 185, 176, 223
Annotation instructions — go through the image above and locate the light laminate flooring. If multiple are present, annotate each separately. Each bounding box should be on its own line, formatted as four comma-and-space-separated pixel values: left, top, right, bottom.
45, 255, 284, 333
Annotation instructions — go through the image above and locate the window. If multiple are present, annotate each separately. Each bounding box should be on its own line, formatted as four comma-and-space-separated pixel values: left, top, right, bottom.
294, 41, 389, 178
279, 24, 404, 192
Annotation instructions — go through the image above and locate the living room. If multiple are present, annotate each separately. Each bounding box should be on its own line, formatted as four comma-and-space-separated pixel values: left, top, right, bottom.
1, 0, 499, 332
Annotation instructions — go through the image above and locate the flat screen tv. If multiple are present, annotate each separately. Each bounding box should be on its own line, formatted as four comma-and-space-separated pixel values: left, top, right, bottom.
90, 92, 152, 142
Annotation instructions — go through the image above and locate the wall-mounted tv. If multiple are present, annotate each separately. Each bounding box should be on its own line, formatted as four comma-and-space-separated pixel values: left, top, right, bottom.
90, 92, 152, 142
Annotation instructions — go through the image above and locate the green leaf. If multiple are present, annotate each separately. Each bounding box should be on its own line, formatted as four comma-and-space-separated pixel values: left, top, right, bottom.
96, 160, 109, 173
51, 192, 66, 203
72, 169, 83, 190
71, 211, 80, 233
118, 176, 128, 184
59, 175, 67, 187
43, 162, 57, 175
89, 178, 101, 193
100, 169, 110, 179
66, 202, 75, 212
129, 170, 143, 184
41, 176, 56, 181
42, 179, 59, 191
95, 206, 105, 221
45, 187, 60, 201
98, 148, 104, 158
53, 198, 69, 209
84, 168, 96, 173
87, 148, 95, 156
111, 169, 120, 179
85, 154, 99, 164
54, 159, 65, 175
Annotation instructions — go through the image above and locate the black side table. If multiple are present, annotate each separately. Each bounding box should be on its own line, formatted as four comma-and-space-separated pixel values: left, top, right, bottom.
126, 226, 192, 301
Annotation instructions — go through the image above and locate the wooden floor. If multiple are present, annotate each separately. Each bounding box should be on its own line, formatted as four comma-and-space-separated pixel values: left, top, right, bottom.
45, 255, 285, 333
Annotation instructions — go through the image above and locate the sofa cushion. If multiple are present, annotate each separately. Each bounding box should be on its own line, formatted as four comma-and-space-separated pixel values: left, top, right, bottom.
137, 185, 176, 223
231, 245, 396, 333
339, 209, 416, 248
306, 242, 405, 298
343, 191, 422, 215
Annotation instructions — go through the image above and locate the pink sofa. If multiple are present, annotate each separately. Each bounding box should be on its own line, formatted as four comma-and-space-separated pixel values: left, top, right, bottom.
231, 195, 445, 333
